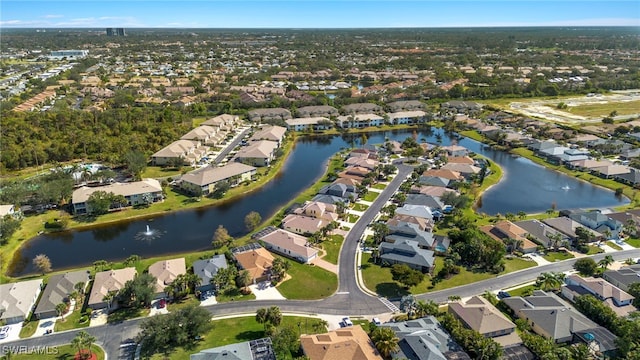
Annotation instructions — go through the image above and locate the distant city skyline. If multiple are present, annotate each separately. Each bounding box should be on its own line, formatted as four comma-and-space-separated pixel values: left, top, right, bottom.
1, 1, 639, 28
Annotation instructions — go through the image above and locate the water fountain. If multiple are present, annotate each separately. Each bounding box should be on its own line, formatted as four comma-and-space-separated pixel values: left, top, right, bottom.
562, 185, 571, 190
135, 224, 163, 243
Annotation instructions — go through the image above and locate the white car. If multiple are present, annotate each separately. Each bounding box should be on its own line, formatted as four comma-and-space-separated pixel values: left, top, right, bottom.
0, 326, 10, 339
342, 317, 353, 327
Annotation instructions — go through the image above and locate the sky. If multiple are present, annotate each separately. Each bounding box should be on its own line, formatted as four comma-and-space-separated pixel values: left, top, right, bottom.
1, 1, 639, 28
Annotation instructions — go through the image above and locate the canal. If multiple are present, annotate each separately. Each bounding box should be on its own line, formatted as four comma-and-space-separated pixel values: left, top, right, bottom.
10, 128, 628, 275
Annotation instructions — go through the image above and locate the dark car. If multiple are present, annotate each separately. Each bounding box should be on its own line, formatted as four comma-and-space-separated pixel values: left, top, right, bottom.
497, 291, 511, 299
158, 298, 167, 308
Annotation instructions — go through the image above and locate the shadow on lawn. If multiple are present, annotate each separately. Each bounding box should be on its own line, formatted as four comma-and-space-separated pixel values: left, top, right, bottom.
375, 282, 410, 299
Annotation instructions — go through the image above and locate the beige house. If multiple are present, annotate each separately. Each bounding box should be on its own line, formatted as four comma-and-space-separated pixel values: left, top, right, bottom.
72, 179, 163, 215
281, 214, 330, 236
294, 201, 339, 222
201, 114, 241, 131
151, 139, 207, 166
88, 267, 137, 310
232, 245, 275, 283
148, 258, 186, 297
180, 125, 222, 146
300, 325, 383, 360
260, 228, 318, 263
180, 163, 256, 195
234, 140, 279, 167
249, 125, 287, 146
0, 279, 43, 324
448, 295, 521, 347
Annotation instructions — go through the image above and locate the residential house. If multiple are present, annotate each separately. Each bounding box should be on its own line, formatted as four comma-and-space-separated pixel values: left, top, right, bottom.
180, 163, 257, 195
556, 148, 590, 163
479, 221, 538, 254
441, 145, 469, 157
87, 267, 137, 310
564, 210, 623, 240
446, 156, 475, 165
0, 204, 16, 217
514, 219, 568, 249
387, 100, 425, 112
249, 125, 287, 146
410, 185, 458, 198
349, 148, 379, 160
281, 214, 330, 236
566, 159, 612, 171
311, 194, 348, 206
248, 108, 292, 122
259, 228, 318, 263
404, 194, 444, 211
234, 140, 279, 167
297, 105, 339, 118
344, 157, 379, 171
148, 258, 186, 298
440, 100, 483, 115
593, 164, 630, 179
380, 316, 471, 360
294, 201, 339, 222
502, 290, 617, 354
318, 182, 358, 201
181, 125, 221, 146
543, 217, 601, 242
387, 214, 433, 233
342, 103, 382, 115
378, 239, 435, 273
192, 255, 228, 292
386, 221, 435, 250
232, 244, 275, 283
602, 265, 640, 292
151, 139, 206, 166
615, 168, 640, 186
421, 169, 464, 183
417, 176, 450, 188
448, 296, 521, 347
387, 111, 426, 125
72, 179, 163, 215
562, 274, 636, 317
0, 279, 43, 324
607, 210, 640, 237
201, 114, 241, 130
395, 204, 434, 222
285, 117, 332, 131
34, 271, 90, 319
300, 325, 383, 360
337, 113, 385, 128
190, 338, 275, 360
440, 163, 482, 180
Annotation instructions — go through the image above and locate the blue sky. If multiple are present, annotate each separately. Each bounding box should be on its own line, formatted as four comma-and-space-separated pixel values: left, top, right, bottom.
1, 1, 639, 28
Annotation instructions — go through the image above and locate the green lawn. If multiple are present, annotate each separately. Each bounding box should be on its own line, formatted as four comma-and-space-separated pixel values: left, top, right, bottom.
321, 235, 344, 265
567, 99, 640, 117
107, 307, 150, 324
216, 288, 256, 303
8, 344, 105, 360
141, 166, 183, 179
626, 238, 640, 248
167, 295, 200, 312
542, 251, 575, 262
606, 241, 623, 250
587, 245, 604, 255
347, 214, 360, 223
277, 256, 337, 299
361, 254, 536, 298
362, 192, 379, 202
372, 183, 387, 190
458, 130, 485, 143
148, 316, 327, 360
506, 284, 538, 297
55, 307, 90, 332
352, 203, 369, 211
18, 317, 38, 338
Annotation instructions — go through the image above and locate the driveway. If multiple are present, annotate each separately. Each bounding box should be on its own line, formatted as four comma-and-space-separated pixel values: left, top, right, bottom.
0, 322, 22, 343
149, 299, 169, 316
311, 257, 338, 274
34, 319, 56, 337
89, 309, 108, 327
250, 282, 286, 300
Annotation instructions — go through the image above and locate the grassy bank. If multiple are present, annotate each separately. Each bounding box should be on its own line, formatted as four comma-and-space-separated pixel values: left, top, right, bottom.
8, 344, 105, 360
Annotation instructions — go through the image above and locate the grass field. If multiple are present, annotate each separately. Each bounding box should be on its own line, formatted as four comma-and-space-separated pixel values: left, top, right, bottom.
55, 307, 90, 332
626, 238, 640, 248
9, 344, 105, 360
506, 284, 537, 297
276, 256, 337, 299
18, 317, 38, 338
352, 203, 369, 211
140, 166, 183, 179
362, 192, 379, 202
372, 183, 387, 190
216, 288, 256, 303
542, 251, 574, 262
148, 315, 327, 360
606, 241, 623, 251
567, 100, 640, 117
587, 245, 604, 255
322, 235, 344, 265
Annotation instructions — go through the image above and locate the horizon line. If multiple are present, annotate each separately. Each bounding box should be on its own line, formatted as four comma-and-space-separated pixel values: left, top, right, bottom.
3, 25, 640, 29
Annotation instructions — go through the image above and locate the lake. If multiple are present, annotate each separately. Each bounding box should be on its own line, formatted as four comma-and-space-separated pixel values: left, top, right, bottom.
10, 128, 627, 275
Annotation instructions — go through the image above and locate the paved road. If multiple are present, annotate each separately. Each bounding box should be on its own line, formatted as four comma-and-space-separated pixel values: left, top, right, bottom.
3, 160, 640, 358
212, 128, 251, 164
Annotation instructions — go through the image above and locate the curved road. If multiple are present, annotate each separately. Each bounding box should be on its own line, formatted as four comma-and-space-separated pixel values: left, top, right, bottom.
3, 163, 640, 358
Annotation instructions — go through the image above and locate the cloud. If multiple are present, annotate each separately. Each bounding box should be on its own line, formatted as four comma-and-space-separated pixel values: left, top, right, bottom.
41, 14, 64, 19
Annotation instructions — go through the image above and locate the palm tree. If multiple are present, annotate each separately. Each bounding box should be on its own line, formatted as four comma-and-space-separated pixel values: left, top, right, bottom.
256, 308, 268, 330
71, 335, 84, 358
81, 331, 97, 358
598, 255, 614, 270
102, 290, 117, 312
266, 306, 282, 327
624, 218, 636, 237
56, 303, 67, 320
74, 282, 86, 298
536, 272, 562, 291
413, 300, 439, 318
371, 327, 399, 359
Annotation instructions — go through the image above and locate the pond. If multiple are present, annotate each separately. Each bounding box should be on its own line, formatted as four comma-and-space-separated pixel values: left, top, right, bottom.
10, 128, 627, 275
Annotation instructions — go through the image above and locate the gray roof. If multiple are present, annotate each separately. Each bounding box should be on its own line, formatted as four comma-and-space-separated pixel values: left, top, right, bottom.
193, 255, 229, 288
379, 240, 435, 269
603, 265, 640, 290
191, 338, 275, 360
514, 219, 567, 247
34, 270, 90, 317
0, 279, 43, 321
387, 222, 435, 248
405, 194, 444, 210
311, 194, 347, 205
381, 316, 467, 360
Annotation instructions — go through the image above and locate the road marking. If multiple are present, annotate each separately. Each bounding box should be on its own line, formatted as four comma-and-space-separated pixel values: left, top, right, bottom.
378, 297, 400, 312
336, 292, 350, 295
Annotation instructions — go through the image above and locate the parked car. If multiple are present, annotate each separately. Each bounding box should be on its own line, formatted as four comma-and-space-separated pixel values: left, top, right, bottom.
158, 298, 167, 309
342, 317, 353, 327
372, 317, 381, 326
497, 291, 511, 299
0, 326, 9, 339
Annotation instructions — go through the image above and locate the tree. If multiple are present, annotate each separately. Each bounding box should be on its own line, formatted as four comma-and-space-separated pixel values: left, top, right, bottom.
118, 273, 157, 309
267, 306, 283, 327
56, 303, 67, 319
256, 308, 268, 330
627, 283, 640, 308
371, 222, 390, 245
573, 258, 598, 276
212, 266, 238, 292
390, 264, 425, 288
371, 326, 399, 359
33, 254, 52, 274
102, 290, 117, 312
598, 254, 614, 270
211, 225, 233, 248
244, 211, 262, 231
123, 150, 147, 180
86, 190, 113, 215
0, 215, 21, 245
236, 270, 252, 291
71, 330, 96, 360
211, 180, 230, 199
74, 282, 86, 298
413, 300, 439, 318
535, 272, 563, 292
124, 254, 141, 266
137, 305, 212, 357
271, 258, 290, 284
